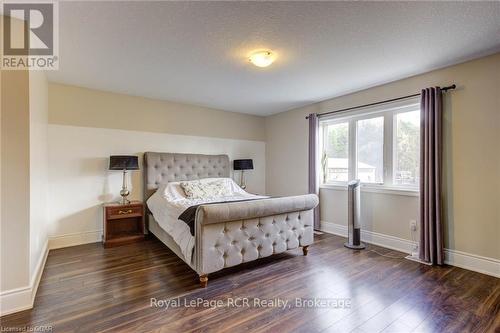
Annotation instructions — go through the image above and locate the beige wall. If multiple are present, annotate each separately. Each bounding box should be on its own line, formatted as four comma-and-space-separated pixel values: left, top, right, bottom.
1, 69, 31, 291
1, 17, 50, 303
29, 71, 49, 277
320, 189, 420, 246
266, 53, 500, 260
49, 83, 266, 142
265, 103, 318, 196
0, 17, 31, 293
1, 17, 51, 315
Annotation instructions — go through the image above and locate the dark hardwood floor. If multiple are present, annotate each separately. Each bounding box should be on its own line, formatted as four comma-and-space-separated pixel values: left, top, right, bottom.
1, 233, 499, 333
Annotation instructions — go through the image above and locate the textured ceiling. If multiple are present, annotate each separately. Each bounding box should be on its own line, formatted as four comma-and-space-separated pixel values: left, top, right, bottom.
47, 1, 500, 116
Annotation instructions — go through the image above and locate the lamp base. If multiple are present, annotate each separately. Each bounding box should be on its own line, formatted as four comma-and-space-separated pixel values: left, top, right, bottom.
119, 187, 130, 205
119, 197, 130, 205
239, 170, 247, 190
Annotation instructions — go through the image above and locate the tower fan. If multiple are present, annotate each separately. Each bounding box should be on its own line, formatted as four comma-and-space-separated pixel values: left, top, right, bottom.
344, 180, 365, 250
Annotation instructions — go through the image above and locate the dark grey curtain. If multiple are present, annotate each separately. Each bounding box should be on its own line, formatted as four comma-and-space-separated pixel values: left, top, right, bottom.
308, 113, 320, 229
419, 87, 444, 265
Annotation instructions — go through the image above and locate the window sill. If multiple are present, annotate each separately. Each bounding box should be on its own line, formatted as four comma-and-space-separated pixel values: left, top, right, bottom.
320, 184, 419, 197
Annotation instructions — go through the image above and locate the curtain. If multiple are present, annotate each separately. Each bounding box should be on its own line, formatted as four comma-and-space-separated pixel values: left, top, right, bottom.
308, 113, 320, 229
419, 87, 444, 265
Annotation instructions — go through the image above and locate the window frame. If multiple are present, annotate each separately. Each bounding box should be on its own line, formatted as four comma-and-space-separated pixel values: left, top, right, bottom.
319, 97, 420, 193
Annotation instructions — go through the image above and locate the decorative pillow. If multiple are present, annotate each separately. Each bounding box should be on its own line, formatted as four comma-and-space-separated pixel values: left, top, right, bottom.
180, 179, 232, 199
161, 182, 186, 201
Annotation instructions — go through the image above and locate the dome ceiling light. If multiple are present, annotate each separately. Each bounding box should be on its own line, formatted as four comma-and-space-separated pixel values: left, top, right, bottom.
248, 50, 276, 68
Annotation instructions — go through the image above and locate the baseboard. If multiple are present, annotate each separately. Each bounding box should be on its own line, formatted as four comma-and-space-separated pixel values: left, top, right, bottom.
405, 254, 432, 265
444, 249, 500, 278
320, 221, 500, 278
0, 239, 49, 316
48, 230, 102, 249
320, 221, 348, 239
320, 221, 416, 254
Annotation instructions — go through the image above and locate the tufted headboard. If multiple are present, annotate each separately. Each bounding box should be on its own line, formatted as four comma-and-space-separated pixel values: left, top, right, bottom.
143, 152, 230, 200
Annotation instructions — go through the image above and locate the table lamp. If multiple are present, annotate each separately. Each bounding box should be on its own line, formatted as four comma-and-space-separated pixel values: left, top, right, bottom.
109, 155, 139, 205
233, 159, 253, 190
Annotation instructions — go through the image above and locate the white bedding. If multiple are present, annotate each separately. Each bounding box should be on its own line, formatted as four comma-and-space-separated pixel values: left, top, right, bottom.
146, 178, 267, 264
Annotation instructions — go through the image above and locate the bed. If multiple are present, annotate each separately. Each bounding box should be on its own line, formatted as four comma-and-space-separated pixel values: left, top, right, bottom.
143, 152, 318, 287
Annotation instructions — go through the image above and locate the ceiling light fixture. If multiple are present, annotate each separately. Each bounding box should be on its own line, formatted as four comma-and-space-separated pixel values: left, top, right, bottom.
248, 50, 276, 68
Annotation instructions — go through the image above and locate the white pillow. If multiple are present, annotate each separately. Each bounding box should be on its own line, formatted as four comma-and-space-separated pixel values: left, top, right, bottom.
180, 179, 232, 199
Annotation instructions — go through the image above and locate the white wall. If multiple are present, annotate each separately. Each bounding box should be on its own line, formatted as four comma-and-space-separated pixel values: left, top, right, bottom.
47, 125, 266, 243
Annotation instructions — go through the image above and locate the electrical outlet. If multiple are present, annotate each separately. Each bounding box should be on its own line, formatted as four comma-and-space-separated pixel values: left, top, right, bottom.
410, 220, 417, 231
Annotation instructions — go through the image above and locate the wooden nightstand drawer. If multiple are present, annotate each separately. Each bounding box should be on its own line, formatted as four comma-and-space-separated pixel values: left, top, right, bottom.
106, 205, 143, 220
103, 201, 145, 248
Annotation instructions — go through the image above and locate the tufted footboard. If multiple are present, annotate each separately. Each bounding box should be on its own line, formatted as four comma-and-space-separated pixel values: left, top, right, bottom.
193, 195, 318, 287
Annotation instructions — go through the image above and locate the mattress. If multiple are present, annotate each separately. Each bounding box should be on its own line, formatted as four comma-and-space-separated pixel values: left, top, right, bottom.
146, 180, 266, 264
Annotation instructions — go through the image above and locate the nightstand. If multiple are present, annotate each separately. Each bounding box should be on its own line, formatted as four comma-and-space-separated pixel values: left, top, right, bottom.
103, 200, 145, 248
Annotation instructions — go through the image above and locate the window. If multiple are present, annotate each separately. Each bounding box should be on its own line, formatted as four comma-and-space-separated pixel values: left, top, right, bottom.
319, 98, 420, 191
357, 117, 384, 183
322, 122, 349, 182
394, 111, 420, 186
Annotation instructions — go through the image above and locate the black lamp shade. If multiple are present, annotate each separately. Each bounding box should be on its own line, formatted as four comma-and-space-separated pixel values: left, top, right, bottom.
233, 159, 253, 171
109, 155, 139, 170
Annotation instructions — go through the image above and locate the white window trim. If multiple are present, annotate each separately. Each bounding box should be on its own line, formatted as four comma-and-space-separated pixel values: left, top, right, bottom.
319, 183, 419, 197
319, 96, 420, 194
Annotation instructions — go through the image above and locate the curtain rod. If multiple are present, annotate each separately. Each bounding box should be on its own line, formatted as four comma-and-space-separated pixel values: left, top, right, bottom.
305, 84, 456, 119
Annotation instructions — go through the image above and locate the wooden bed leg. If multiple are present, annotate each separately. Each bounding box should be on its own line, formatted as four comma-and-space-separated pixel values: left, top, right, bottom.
303, 245, 309, 256
199, 274, 208, 288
